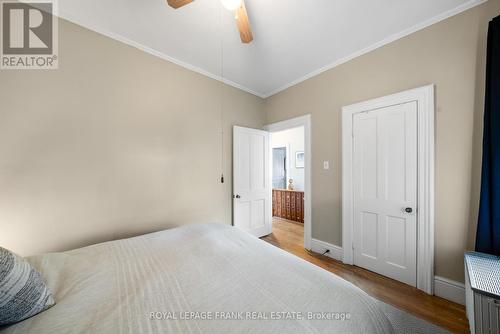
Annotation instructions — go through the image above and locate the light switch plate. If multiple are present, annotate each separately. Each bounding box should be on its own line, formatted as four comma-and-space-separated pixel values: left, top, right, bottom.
323, 161, 330, 170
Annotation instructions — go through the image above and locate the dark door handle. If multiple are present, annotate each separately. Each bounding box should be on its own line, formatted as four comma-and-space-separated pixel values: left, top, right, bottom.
405, 207, 413, 213
234, 195, 241, 199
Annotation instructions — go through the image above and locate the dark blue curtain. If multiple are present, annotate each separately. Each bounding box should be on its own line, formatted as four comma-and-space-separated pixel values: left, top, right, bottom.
476, 15, 500, 255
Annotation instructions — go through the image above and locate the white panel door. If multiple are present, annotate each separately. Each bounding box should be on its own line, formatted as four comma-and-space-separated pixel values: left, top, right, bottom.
352, 102, 417, 286
233, 126, 271, 237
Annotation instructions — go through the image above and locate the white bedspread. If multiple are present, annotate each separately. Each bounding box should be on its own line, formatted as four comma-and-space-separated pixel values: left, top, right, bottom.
1, 224, 394, 334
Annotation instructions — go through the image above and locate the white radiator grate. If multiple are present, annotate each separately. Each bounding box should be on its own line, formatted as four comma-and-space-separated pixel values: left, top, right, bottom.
465, 252, 500, 298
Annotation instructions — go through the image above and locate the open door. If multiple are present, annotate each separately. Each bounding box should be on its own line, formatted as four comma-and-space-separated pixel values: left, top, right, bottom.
233, 126, 271, 237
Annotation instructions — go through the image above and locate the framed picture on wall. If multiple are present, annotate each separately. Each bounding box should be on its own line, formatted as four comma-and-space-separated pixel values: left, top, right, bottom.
295, 151, 305, 168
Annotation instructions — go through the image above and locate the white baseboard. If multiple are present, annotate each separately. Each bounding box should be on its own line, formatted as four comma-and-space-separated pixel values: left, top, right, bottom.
434, 276, 465, 305
310, 239, 465, 305
310, 238, 343, 261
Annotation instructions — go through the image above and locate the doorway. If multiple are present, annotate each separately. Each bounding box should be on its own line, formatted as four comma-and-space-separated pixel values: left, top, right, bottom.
232, 115, 311, 248
272, 147, 287, 189
266, 115, 311, 249
342, 85, 435, 293
271, 127, 305, 229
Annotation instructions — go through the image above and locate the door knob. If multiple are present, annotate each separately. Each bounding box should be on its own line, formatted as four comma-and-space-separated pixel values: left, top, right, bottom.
234, 195, 241, 199
404, 207, 413, 213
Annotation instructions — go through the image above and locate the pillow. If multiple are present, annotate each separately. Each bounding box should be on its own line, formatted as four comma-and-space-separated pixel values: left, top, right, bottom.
0, 247, 55, 325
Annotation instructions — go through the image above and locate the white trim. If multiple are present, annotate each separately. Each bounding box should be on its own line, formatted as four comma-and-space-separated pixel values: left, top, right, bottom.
309, 242, 464, 305
341, 85, 435, 294
434, 276, 465, 305
264, 0, 487, 98
265, 115, 312, 250
309, 241, 463, 306
56, 10, 266, 99
53, 1, 485, 99
311, 239, 343, 262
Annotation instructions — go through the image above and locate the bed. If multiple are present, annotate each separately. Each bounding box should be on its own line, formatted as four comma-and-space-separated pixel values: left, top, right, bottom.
1, 224, 394, 333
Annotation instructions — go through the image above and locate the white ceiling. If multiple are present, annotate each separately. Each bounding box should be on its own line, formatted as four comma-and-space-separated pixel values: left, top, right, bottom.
58, 0, 484, 98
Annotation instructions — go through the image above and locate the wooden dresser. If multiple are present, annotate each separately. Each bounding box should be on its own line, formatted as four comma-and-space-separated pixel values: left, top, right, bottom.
272, 189, 304, 223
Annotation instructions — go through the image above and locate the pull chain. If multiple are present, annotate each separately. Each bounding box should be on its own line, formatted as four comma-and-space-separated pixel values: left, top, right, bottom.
219, 1, 225, 184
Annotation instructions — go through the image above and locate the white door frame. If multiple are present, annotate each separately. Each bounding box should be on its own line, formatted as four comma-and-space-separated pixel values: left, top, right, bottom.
265, 115, 312, 250
342, 85, 435, 294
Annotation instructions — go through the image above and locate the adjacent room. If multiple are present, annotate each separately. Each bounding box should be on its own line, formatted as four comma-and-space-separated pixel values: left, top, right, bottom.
270, 126, 306, 246
1, 0, 500, 333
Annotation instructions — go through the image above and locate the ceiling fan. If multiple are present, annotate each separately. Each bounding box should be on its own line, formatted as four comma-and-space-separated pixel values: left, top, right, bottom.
166, 0, 253, 43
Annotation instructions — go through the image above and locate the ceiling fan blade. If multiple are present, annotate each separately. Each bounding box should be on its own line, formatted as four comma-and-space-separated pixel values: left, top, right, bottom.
235, 0, 253, 43
166, 0, 194, 9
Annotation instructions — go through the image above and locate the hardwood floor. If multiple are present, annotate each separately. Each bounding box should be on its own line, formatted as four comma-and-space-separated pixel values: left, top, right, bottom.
262, 218, 469, 334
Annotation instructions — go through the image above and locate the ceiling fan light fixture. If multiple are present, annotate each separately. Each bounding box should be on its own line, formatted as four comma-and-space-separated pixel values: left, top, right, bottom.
220, 0, 241, 11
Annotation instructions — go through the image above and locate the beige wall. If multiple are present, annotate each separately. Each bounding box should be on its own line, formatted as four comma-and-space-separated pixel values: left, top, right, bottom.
0, 19, 265, 256
1, 1, 497, 285
264, 0, 500, 282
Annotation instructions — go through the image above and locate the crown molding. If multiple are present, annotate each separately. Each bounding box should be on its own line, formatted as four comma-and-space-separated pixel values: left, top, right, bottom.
54, 0, 487, 99
56, 10, 267, 99
263, 0, 488, 98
